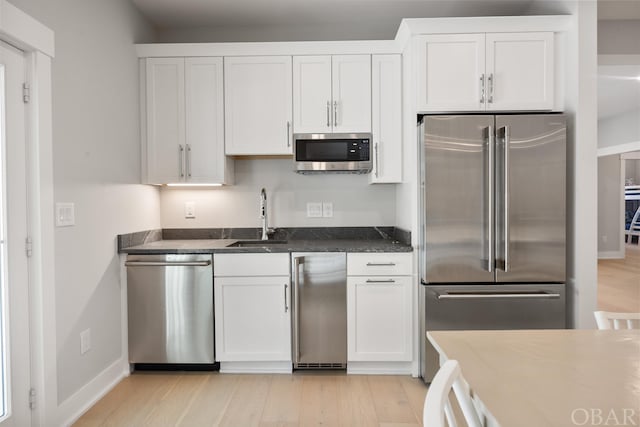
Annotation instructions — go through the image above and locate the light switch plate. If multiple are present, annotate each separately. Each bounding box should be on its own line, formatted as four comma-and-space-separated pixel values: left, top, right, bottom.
306, 202, 323, 218
55, 203, 75, 227
80, 329, 91, 354
322, 202, 333, 218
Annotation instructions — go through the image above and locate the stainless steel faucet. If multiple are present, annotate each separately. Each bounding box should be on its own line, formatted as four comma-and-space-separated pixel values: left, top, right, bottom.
260, 188, 274, 240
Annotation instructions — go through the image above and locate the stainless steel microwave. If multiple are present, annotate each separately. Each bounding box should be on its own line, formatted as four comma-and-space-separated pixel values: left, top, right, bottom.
293, 133, 372, 174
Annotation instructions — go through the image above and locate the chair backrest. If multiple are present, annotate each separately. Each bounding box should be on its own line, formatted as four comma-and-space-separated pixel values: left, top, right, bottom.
594, 311, 640, 330
423, 360, 482, 427
626, 207, 640, 235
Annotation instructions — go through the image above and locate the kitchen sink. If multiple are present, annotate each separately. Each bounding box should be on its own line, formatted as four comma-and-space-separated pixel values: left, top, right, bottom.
228, 240, 289, 247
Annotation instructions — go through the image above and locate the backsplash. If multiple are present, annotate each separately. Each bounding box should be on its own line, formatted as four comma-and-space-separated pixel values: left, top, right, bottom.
160, 158, 396, 228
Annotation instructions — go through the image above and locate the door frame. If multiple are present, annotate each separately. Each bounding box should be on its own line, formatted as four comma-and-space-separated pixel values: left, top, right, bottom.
0, 2, 55, 426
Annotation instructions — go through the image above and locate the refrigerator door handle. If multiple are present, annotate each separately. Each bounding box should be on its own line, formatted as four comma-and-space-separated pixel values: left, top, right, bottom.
503, 125, 511, 272
436, 292, 561, 300
292, 256, 303, 363
486, 126, 494, 273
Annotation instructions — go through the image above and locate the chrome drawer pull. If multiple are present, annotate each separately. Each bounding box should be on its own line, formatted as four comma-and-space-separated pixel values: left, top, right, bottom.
365, 279, 396, 284
366, 262, 396, 266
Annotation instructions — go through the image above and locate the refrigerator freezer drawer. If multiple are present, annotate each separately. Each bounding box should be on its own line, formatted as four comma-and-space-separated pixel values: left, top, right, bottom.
423, 283, 565, 381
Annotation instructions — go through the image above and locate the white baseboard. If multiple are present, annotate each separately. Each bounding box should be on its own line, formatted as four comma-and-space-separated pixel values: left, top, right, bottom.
598, 250, 625, 259
57, 358, 130, 426
347, 361, 413, 375
219, 361, 292, 374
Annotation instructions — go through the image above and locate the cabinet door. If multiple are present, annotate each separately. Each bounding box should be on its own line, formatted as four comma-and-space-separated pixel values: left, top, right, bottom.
416, 34, 486, 112
145, 58, 185, 184
185, 57, 233, 184
486, 32, 554, 111
332, 55, 371, 133
215, 276, 291, 361
292, 55, 332, 134
347, 276, 412, 361
225, 56, 293, 155
370, 54, 402, 184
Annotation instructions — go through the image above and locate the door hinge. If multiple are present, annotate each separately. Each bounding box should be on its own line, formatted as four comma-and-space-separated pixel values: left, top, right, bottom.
25, 237, 33, 258
23, 83, 31, 103
29, 388, 36, 410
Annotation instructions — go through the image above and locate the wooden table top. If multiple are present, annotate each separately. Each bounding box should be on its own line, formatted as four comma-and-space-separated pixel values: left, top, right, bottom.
427, 329, 640, 427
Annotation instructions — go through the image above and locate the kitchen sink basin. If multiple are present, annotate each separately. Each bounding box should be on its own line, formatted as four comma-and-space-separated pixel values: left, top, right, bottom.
228, 240, 289, 247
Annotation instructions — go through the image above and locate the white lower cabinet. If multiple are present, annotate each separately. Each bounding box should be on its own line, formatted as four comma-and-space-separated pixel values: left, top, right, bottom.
347, 253, 413, 366
214, 253, 291, 371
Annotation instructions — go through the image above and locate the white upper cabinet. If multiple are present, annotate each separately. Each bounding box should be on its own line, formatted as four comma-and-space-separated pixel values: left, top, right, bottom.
485, 32, 554, 111
370, 54, 402, 184
224, 56, 293, 155
144, 57, 232, 185
416, 32, 554, 112
293, 55, 371, 134
417, 34, 486, 112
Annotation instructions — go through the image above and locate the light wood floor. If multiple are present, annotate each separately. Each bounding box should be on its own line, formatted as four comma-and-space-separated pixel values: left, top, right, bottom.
598, 243, 640, 312
73, 372, 428, 427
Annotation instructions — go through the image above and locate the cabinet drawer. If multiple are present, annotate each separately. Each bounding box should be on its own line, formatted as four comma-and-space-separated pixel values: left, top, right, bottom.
347, 252, 412, 276
215, 253, 290, 276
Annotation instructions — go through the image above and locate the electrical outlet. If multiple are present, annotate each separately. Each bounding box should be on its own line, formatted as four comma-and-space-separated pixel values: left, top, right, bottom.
306, 202, 323, 218
322, 202, 333, 218
185, 201, 196, 219
80, 329, 91, 354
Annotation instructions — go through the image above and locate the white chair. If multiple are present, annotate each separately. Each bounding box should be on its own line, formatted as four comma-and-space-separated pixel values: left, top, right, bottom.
423, 360, 482, 427
594, 311, 640, 330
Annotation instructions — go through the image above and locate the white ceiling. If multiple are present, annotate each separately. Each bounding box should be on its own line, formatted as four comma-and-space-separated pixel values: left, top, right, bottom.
598, 65, 640, 119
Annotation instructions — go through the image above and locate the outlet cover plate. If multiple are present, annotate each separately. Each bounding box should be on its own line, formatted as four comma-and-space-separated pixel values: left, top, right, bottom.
306, 202, 323, 218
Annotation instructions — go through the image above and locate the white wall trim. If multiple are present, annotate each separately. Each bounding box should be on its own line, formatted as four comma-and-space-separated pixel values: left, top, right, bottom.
400, 15, 571, 35
598, 141, 640, 157
621, 151, 640, 160
219, 361, 292, 374
57, 358, 130, 427
0, 0, 54, 56
0, 3, 56, 425
597, 250, 625, 259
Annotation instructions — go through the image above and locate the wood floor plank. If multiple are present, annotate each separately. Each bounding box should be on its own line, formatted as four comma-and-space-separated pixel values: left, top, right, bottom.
598, 244, 640, 313
99, 373, 179, 427
368, 376, 419, 425
176, 373, 239, 427
398, 376, 428, 426
142, 373, 208, 426
260, 374, 303, 425
335, 375, 379, 426
299, 375, 340, 426
73, 376, 138, 426
218, 375, 271, 427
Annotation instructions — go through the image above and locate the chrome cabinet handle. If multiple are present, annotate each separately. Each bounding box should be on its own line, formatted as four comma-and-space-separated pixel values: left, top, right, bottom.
284, 284, 289, 313
333, 100, 338, 127
365, 279, 396, 284
480, 74, 485, 104
374, 142, 380, 178
486, 126, 494, 273
286, 121, 291, 147
366, 262, 396, 266
326, 101, 331, 127
503, 125, 510, 272
186, 144, 192, 178
488, 73, 494, 104
178, 144, 185, 178
125, 260, 211, 267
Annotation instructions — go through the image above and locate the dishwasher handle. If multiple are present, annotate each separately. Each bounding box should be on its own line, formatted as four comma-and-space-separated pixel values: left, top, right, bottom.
436, 292, 561, 300
125, 260, 211, 267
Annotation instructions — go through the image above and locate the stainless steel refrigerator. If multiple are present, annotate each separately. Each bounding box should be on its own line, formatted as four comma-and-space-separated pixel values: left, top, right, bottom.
418, 115, 567, 382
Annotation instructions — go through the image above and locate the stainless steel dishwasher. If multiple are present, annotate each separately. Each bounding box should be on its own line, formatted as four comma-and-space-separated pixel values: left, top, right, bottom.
291, 252, 347, 369
125, 254, 215, 368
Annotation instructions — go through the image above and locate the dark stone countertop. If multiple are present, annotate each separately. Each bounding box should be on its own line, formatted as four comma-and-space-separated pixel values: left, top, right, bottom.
118, 227, 413, 254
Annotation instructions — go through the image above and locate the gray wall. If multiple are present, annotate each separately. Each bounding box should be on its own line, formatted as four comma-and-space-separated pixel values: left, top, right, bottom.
160, 159, 396, 228
8, 0, 161, 403
599, 20, 640, 55
598, 155, 622, 254
598, 109, 640, 149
